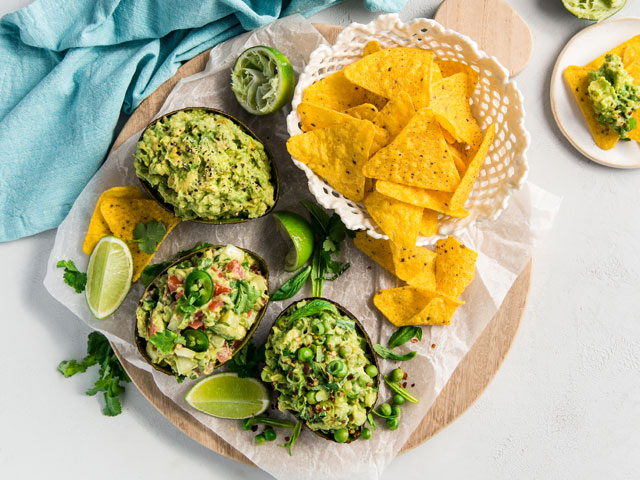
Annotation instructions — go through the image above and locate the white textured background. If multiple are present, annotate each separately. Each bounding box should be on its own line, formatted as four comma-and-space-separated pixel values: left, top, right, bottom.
1, 1, 639, 479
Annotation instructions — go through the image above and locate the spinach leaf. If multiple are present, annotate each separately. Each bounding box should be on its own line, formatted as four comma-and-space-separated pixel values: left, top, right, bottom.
388, 326, 422, 349
271, 266, 312, 301
373, 344, 417, 361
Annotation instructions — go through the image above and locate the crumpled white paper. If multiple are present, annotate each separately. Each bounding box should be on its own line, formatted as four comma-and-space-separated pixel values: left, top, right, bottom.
44, 14, 561, 480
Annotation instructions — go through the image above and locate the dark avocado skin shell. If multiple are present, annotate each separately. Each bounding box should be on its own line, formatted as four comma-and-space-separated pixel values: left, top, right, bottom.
268, 297, 380, 444
135, 107, 280, 225
135, 245, 270, 378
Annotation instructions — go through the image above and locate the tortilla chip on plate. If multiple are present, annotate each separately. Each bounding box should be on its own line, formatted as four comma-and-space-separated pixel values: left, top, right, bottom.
390, 241, 435, 281
374, 180, 468, 217
363, 109, 460, 192
418, 209, 440, 237
345, 103, 379, 121
435, 236, 477, 298
371, 91, 416, 151
302, 69, 387, 112
287, 120, 375, 202
586, 35, 640, 70
435, 60, 479, 97
297, 102, 363, 132
364, 191, 422, 248
363, 40, 382, 57
353, 231, 395, 275
373, 286, 462, 326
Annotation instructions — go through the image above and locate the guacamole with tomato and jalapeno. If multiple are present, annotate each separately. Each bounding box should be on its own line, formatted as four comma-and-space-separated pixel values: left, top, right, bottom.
134, 108, 276, 221
136, 245, 268, 380
588, 54, 640, 140
261, 300, 378, 441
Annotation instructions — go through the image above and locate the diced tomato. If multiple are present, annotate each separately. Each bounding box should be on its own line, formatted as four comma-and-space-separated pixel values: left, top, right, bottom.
168, 275, 183, 292
214, 283, 232, 296
226, 259, 245, 279
208, 299, 223, 311
217, 344, 232, 364
149, 321, 157, 337
210, 266, 225, 279
174, 290, 184, 300
188, 312, 205, 329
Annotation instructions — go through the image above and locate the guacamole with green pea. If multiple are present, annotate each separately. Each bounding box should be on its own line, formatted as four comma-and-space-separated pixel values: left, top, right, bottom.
136, 245, 268, 380
134, 108, 276, 220
588, 54, 640, 140
261, 300, 378, 441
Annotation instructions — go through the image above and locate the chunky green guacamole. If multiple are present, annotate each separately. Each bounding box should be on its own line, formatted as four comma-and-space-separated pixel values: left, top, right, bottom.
134, 108, 276, 220
261, 300, 377, 439
588, 54, 640, 140
136, 245, 268, 379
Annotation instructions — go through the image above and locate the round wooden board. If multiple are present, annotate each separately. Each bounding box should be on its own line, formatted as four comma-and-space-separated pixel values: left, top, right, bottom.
111, 24, 533, 467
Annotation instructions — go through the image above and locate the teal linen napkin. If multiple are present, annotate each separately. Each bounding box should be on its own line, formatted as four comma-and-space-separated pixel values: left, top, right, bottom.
0, 0, 406, 242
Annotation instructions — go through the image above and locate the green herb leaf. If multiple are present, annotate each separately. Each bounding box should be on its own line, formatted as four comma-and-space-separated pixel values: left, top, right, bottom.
178, 242, 214, 257
57, 260, 87, 294
281, 420, 302, 456
388, 326, 423, 349
148, 330, 183, 354
373, 344, 417, 361
226, 342, 265, 378
384, 374, 419, 403
271, 266, 311, 301
140, 262, 171, 287
367, 412, 377, 430
133, 220, 167, 254
301, 201, 330, 237
233, 280, 261, 314
283, 299, 338, 324
242, 416, 296, 430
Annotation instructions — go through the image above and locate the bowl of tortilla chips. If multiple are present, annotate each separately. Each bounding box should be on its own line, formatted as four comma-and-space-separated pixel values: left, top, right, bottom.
286, 14, 529, 246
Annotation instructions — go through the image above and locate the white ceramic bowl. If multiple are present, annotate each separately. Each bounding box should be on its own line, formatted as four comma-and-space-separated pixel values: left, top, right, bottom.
286, 14, 530, 245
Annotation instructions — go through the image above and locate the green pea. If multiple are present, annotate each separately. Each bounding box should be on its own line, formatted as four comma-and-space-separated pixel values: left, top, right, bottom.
264, 428, 277, 442
379, 402, 392, 417
315, 389, 329, 402
334, 428, 349, 443
389, 367, 404, 383
358, 375, 371, 387
361, 427, 372, 440
339, 345, 352, 358
391, 405, 401, 418
297, 347, 313, 362
255, 433, 266, 445
306, 391, 317, 404
386, 417, 399, 430
365, 364, 378, 378
393, 394, 406, 405
312, 322, 326, 336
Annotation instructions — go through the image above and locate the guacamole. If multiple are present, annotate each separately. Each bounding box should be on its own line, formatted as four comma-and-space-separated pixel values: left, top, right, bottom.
261, 300, 378, 441
134, 108, 276, 220
588, 54, 640, 140
136, 245, 269, 379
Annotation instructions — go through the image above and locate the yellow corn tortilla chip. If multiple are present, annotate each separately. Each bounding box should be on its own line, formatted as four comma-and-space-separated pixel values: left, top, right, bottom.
364, 191, 422, 248
374, 180, 468, 217
435, 60, 479, 97
435, 236, 477, 298
287, 120, 375, 202
564, 66, 619, 150
390, 242, 435, 281
353, 231, 395, 275
302, 69, 387, 112
418, 209, 439, 237
431, 61, 443, 84
363, 40, 382, 57
586, 35, 640, 70
364, 109, 460, 192
344, 47, 434, 110
373, 286, 462, 326
441, 127, 456, 144
447, 142, 467, 176
345, 103, 379, 121
297, 102, 362, 132
430, 72, 483, 148
623, 45, 638, 67
83, 186, 147, 255
371, 91, 416, 152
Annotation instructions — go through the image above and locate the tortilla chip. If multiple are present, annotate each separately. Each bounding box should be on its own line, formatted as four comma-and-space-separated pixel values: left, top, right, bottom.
441, 127, 456, 144
406, 261, 437, 291
435, 236, 477, 298
374, 180, 468, 217
418, 209, 439, 237
564, 65, 619, 150
435, 60, 479, 97
297, 102, 362, 132
373, 286, 462, 326
448, 142, 467, 176
287, 120, 375, 202
363, 40, 382, 57
449, 124, 496, 211
390, 242, 435, 281
623, 45, 639, 67
363, 109, 460, 192
371, 91, 416, 152
586, 35, 640, 70
82, 186, 147, 255
431, 61, 443, 84
353, 231, 395, 275
364, 191, 422, 248
344, 47, 434, 110
430, 72, 483, 148
302, 69, 387, 112
345, 103, 379, 121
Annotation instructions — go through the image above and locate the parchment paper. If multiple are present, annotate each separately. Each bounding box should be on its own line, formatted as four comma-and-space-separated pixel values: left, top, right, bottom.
44, 15, 561, 480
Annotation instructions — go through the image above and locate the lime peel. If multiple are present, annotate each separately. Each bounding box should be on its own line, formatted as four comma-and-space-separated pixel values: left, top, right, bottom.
273, 211, 315, 272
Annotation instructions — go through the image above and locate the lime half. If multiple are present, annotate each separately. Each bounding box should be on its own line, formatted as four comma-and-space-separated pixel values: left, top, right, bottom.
562, 0, 627, 21
231, 46, 295, 115
85, 236, 133, 319
185, 372, 269, 419
273, 211, 315, 272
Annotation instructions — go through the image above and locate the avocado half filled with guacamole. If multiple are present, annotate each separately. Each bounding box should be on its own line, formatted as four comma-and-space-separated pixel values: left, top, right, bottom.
262, 298, 379, 443
136, 244, 269, 380
134, 108, 278, 223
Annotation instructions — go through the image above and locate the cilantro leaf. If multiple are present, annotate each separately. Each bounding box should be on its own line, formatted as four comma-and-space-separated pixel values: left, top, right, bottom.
133, 220, 167, 254
226, 342, 265, 378
148, 330, 184, 354
233, 280, 261, 314
57, 260, 87, 294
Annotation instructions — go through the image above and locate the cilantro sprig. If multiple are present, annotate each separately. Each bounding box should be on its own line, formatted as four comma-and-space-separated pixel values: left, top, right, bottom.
226, 342, 265, 378
148, 330, 186, 354
58, 332, 131, 416
230, 280, 261, 313
133, 220, 167, 254
57, 260, 87, 294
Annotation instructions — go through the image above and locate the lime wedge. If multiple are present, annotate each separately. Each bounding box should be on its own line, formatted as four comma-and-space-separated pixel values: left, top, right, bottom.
273, 211, 315, 272
231, 46, 295, 115
562, 0, 626, 21
85, 236, 133, 320
185, 372, 269, 419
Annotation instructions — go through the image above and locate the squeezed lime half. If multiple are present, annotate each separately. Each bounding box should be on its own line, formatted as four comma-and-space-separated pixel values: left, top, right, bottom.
273, 211, 315, 272
85, 236, 133, 319
562, 0, 627, 22
185, 372, 269, 419
231, 46, 295, 115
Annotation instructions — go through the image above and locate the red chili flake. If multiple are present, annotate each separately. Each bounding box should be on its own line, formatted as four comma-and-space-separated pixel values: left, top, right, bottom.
431, 343, 436, 349
403, 372, 408, 380
411, 338, 418, 343
402, 382, 407, 388
367, 266, 372, 270
411, 383, 415, 388
285, 436, 290, 442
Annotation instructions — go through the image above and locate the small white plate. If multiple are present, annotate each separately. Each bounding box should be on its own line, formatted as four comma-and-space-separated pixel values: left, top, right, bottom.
550, 17, 640, 169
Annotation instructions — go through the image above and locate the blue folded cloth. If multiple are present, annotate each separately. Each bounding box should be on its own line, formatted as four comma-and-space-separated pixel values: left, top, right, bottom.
0, 0, 406, 242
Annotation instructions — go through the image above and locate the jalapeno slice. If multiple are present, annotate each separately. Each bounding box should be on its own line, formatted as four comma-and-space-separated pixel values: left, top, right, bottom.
184, 270, 213, 307
183, 328, 209, 352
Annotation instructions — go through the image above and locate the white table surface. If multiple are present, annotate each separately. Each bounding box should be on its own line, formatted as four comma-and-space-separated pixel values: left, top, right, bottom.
2, 1, 639, 479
